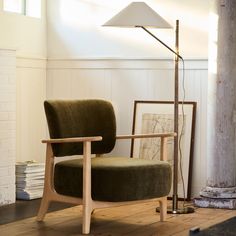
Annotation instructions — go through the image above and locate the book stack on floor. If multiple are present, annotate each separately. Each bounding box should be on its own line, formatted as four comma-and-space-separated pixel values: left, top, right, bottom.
16, 161, 45, 200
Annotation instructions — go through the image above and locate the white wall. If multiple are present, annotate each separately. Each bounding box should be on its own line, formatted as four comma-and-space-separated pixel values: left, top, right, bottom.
16, 58, 46, 163
0, 1, 47, 163
0, 0, 47, 57
47, 0, 209, 59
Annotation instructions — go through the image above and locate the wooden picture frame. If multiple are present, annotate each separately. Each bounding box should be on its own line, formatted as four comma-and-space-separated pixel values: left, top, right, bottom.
130, 101, 196, 201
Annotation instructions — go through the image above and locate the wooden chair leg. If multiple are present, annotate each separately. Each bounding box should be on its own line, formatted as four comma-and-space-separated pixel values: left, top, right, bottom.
82, 204, 92, 234
82, 141, 92, 234
159, 197, 167, 222
37, 195, 50, 221
37, 143, 54, 222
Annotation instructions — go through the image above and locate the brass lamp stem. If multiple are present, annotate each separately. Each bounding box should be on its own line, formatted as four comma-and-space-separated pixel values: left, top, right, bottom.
140, 20, 194, 214
173, 19, 179, 213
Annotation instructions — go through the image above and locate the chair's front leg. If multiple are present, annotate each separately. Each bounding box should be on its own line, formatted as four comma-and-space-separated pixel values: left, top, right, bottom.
82, 141, 93, 234
37, 143, 54, 221
158, 196, 167, 221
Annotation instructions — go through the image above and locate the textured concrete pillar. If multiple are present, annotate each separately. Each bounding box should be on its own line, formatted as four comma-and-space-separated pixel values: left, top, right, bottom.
194, 0, 236, 209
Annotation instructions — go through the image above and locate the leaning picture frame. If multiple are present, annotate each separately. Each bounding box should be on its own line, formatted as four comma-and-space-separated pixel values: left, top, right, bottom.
130, 101, 196, 201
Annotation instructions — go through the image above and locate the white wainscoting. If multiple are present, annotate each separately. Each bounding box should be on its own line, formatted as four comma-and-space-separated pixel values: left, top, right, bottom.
16, 57, 47, 163
47, 58, 208, 198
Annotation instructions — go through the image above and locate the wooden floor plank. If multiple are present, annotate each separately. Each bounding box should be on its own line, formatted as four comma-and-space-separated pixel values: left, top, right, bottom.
1, 201, 236, 236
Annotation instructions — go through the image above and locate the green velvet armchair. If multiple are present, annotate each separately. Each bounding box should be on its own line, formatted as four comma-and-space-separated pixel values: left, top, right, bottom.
37, 99, 175, 234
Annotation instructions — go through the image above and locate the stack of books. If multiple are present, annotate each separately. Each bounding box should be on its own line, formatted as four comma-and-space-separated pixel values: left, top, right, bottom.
16, 161, 45, 200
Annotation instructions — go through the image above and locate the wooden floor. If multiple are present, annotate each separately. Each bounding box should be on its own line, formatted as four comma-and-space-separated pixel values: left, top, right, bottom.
1, 201, 236, 236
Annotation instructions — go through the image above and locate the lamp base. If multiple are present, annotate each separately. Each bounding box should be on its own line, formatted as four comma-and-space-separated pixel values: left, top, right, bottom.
156, 206, 195, 214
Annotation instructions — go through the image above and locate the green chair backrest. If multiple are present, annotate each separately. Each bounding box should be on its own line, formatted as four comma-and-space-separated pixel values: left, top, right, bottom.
44, 99, 116, 157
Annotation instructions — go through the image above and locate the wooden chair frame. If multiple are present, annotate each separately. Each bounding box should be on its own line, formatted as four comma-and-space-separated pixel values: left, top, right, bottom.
37, 132, 176, 234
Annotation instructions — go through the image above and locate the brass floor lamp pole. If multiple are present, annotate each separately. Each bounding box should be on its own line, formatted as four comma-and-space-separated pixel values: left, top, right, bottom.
173, 19, 180, 213
171, 20, 194, 214
140, 20, 194, 214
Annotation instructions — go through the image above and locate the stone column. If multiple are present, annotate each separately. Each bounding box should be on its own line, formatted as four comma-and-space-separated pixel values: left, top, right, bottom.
194, 0, 236, 209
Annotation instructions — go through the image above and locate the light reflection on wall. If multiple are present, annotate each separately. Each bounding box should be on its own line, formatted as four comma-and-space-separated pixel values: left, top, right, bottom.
154, 0, 209, 33
59, 0, 133, 28
208, 12, 218, 74
52, 0, 209, 58
59, 0, 174, 55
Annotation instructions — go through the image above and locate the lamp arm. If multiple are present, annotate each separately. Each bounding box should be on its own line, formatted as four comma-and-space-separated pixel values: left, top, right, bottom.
138, 26, 183, 60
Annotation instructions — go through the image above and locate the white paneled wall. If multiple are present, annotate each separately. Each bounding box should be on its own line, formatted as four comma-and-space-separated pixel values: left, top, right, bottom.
0, 54, 47, 206
0, 49, 16, 205
16, 57, 47, 163
47, 58, 208, 197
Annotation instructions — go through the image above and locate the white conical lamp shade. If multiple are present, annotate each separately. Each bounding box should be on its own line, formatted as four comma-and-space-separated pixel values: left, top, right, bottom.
103, 2, 172, 28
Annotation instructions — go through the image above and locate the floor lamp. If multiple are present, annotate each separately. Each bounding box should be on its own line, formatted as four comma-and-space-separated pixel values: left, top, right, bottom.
103, 2, 194, 214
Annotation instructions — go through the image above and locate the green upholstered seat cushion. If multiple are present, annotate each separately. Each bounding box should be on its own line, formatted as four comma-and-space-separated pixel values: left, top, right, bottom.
54, 157, 172, 202
44, 100, 116, 157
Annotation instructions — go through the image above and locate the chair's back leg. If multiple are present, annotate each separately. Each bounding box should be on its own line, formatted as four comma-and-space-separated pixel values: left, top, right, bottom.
160, 137, 168, 161
37, 144, 54, 221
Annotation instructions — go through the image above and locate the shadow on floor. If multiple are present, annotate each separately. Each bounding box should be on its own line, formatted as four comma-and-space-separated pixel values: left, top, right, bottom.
0, 199, 74, 225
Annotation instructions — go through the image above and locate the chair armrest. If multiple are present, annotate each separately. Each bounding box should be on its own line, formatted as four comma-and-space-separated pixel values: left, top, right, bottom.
117, 132, 176, 161
116, 132, 176, 140
42, 136, 103, 144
